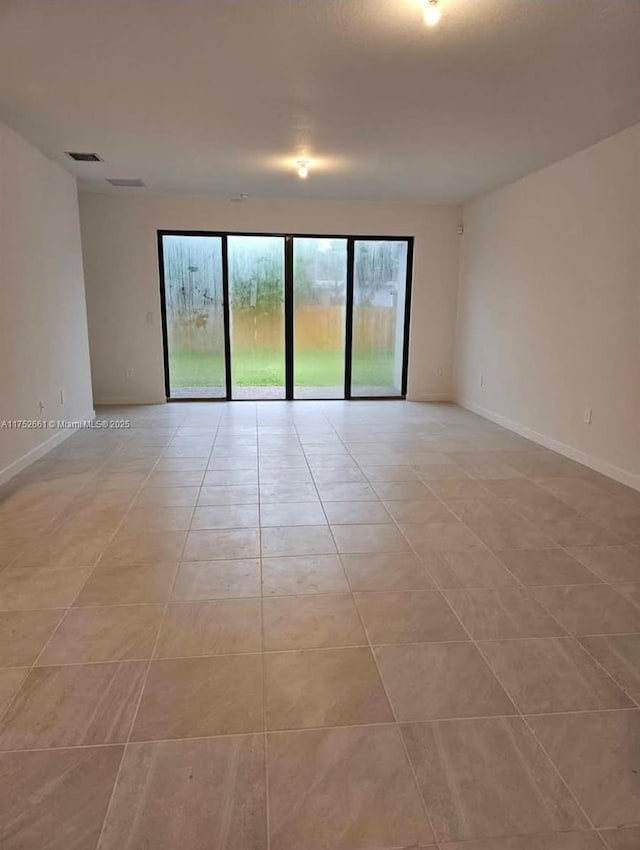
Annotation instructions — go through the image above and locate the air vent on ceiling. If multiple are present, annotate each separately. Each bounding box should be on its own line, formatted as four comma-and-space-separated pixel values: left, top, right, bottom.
105, 178, 146, 188
66, 152, 103, 162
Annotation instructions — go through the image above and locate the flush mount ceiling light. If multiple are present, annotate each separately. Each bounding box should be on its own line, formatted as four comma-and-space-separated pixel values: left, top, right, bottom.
297, 160, 310, 179
105, 178, 146, 187
424, 0, 441, 26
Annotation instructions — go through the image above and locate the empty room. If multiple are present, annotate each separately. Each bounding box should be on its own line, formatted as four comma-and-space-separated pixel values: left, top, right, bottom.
1, 1, 639, 848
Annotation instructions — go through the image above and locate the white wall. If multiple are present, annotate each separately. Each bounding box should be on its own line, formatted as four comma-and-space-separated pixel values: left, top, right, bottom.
456, 124, 640, 488
78, 194, 461, 404
0, 122, 94, 482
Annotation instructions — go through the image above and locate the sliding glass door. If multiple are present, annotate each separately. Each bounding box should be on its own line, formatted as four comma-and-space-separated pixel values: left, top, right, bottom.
293, 237, 347, 399
351, 240, 409, 397
228, 236, 286, 400
161, 234, 226, 399
159, 231, 412, 400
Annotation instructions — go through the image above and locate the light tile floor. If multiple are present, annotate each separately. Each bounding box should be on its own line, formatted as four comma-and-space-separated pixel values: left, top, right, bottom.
0, 400, 639, 850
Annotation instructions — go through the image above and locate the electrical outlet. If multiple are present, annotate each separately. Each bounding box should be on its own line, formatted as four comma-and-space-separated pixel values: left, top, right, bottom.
59, 389, 65, 405
126, 368, 134, 378
583, 407, 592, 425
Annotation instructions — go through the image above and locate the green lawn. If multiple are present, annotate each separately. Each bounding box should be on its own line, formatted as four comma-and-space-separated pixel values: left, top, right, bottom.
168, 348, 395, 389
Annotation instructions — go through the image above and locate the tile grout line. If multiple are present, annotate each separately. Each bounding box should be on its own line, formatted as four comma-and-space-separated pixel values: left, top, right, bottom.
0, 430, 136, 576
2, 635, 640, 668
346, 422, 605, 841
435, 486, 635, 835
326, 411, 445, 845
2, 708, 640, 756
0, 424, 181, 730
401, 463, 640, 710
92, 408, 220, 849
524, 550, 640, 707
380, 430, 640, 728
0, 420, 186, 843
402, 467, 608, 836
460, 488, 640, 708
256, 406, 272, 850
472, 535, 640, 816
432, 447, 640, 838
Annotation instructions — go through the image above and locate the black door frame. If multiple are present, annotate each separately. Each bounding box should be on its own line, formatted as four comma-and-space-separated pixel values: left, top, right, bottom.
157, 230, 414, 402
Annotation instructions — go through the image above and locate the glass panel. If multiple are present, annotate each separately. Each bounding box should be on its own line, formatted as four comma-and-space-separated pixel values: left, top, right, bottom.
162, 234, 226, 398
293, 237, 347, 399
351, 240, 409, 397
227, 235, 285, 400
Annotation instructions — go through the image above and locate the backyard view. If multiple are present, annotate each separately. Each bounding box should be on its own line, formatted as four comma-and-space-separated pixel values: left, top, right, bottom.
352, 239, 408, 396
162, 234, 226, 398
162, 234, 408, 398
293, 237, 346, 397
228, 235, 286, 398
167, 349, 394, 390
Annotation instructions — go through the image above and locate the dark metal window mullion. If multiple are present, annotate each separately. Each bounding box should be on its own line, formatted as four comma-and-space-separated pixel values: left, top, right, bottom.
284, 235, 295, 400
221, 235, 233, 401
344, 237, 355, 400
401, 237, 414, 397
157, 233, 171, 399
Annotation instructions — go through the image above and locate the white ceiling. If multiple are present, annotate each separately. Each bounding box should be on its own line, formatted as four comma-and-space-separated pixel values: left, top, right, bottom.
1, 0, 640, 202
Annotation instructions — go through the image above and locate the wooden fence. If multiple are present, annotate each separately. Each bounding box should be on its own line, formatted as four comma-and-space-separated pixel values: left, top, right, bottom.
168, 305, 397, 354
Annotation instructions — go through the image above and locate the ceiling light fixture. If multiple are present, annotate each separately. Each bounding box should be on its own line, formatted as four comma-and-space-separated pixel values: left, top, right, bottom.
105, 178, 146, 187
297, 160, 310, 179
424, 0, 441, 27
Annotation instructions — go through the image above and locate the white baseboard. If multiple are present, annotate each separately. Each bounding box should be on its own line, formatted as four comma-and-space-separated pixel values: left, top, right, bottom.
0, 409, 97, 486
96, 395, 453, 405
407, 393, 453, 402
458, 399, 640, 492
93, 397, 166, 406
